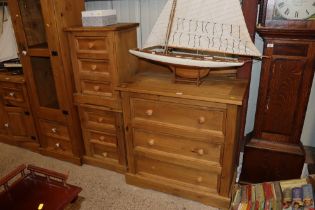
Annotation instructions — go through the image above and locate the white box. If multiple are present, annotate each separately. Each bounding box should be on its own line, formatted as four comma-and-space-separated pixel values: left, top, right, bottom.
82, 10, 117, 27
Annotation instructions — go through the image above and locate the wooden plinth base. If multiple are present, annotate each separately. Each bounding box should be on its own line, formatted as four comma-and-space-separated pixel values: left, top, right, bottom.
83, 156, 126, 174
125, 173, 231, 209
240, 139, 305, 183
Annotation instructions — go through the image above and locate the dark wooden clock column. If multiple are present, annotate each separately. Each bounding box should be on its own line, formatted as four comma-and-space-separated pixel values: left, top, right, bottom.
240, 0, 315, 183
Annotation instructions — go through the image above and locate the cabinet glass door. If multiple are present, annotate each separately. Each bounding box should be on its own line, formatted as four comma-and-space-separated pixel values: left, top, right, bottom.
30, 57, 59, 109
17, 0, 47, 48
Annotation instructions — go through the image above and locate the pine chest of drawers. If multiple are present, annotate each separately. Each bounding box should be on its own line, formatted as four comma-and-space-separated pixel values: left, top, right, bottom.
118, 72, 247, 208
66, 23, 138, 172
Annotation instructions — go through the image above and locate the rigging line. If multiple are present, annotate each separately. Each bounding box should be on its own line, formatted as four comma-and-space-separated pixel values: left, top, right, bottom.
195, 21, 198, 32
205, 22, 209, 33
178, 32, 183, 45
164, 0, 177, 54
201, 21, 204, 33
189, 19, 193, 32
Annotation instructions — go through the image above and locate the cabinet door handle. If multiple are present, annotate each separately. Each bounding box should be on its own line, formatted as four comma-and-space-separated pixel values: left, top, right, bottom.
99, 136, 105, 141
94, 86, 100, 91
102, 152, 108, 157
98, 117, 104, 123
51, 128, 57, 133
4, 123, 9, 128
145, 109, 153, 116
148, 139, 155, 146
88, 42, 95, 49
197, 177, 203, 183
55, 143, 60, 148
197, 149, 205, 156
9, 92, 15, 97
91, 64, 97, 71
21, 50, 27, 56
198, 116, 206, 124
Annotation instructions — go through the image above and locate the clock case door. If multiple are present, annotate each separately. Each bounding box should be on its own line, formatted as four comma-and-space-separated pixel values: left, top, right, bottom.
259, 0, 315, 29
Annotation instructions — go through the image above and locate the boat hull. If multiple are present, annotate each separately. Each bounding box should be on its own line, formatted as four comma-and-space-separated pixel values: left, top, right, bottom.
129, 49, 244, 68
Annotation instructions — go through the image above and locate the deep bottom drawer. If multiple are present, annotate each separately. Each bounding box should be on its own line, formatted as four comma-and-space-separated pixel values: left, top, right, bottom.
90, 142, 118, 161
135, 156, 219, 190
45, 136, 72, 155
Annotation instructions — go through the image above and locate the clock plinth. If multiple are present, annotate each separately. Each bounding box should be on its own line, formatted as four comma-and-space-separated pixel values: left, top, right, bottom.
240, 139, 305, 183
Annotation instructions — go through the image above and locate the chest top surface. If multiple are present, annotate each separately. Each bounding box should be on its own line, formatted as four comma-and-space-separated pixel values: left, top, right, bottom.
117, 72, 248, 106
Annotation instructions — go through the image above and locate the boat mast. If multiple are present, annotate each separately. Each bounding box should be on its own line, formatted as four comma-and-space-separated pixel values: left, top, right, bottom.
164, 0, 177, 54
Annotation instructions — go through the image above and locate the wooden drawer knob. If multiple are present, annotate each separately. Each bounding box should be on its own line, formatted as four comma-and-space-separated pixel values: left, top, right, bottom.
98, 117, 104, 123
94, 86, 101, 91
99, 136, 105, 141
148, 139, 155, 146
102, 152, 108, 157
197, 149, 204, 156
198, 116, 206, 124
9, 92, 15, 97
91, 64, 97, 71
51, 128, 57, 133
88, 42, 95, 49
197, 177, 203, 183
145, 109, 153, 116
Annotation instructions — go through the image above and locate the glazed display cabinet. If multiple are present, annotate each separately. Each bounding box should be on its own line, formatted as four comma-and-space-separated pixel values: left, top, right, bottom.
8, 0, 85, 164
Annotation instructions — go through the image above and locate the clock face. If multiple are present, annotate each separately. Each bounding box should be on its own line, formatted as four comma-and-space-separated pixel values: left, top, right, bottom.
275, 0, 315, 20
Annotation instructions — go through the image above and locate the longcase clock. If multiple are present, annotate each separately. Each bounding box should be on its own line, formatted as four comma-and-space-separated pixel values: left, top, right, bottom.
240, 0, 315, 182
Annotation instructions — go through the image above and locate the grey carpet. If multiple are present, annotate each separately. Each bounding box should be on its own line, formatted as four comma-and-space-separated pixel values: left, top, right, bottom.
0, 143, 217, 210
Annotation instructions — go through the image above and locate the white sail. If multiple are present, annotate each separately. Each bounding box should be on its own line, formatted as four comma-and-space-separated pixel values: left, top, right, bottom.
144, 0, 261, 57
144, 0, 174, 48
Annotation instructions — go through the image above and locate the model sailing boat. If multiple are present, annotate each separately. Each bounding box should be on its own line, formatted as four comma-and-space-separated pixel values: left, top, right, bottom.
130, 0, 261, 79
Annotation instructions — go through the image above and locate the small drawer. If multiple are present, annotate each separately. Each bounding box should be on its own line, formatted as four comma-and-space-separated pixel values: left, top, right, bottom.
136, 156, 218, 190
131, 98, 225, 132
79, 106, 117, 132
45, 136, 72, 154
78, 59, 111, 81
2, 88, 25, 103
75, 36, 112, 59
39, 120, 70, 141
81, 80, 113, 97
134, 129, 222, 164
84, 129, 117, 145
90, 142, 118, 161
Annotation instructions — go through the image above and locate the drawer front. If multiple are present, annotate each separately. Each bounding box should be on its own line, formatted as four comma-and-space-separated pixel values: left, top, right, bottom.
45, 136, 72, 154
75, 36, 112, 58
2, 87, 25, 103
136, 156, 218, 190
134, 129, 222, 164
81, 80, 113, 97
39, 120, 70, 141
131, 98, 225, 132
79, 106, 117, 132
84, 129, 117, 145
90, 142, 118, 161
78, 59, 111, 81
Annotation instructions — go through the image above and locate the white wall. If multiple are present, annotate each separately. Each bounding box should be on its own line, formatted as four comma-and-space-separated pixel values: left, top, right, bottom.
85, 0, 315, 146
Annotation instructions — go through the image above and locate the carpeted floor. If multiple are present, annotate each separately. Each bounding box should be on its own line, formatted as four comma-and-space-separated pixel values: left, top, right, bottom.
0, 143, 217, 210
